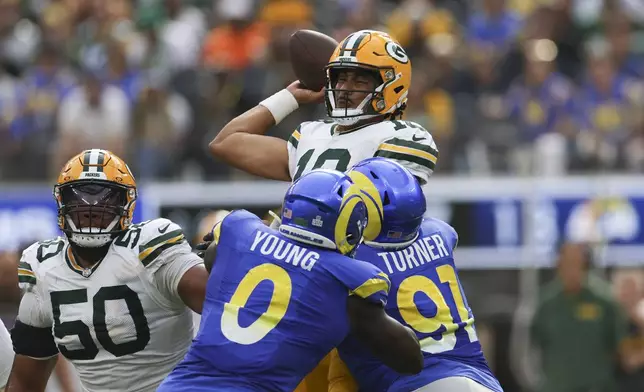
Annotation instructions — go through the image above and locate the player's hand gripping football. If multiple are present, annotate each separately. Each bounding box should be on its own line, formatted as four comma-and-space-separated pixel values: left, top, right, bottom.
286, 81, 325, 105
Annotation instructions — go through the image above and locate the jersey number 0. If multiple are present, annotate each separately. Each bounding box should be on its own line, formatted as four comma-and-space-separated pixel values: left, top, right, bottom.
221, 263, 292, 345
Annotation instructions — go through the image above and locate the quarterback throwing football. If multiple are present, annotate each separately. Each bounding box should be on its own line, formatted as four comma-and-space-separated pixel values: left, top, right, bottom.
210, 30, 438, 185
6, 149, 209, 392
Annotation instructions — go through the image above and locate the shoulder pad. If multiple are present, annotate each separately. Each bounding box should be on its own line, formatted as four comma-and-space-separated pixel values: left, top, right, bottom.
17, 238, 66, 289
440, 220, 459, 250
210, 210, 266, 251
17, 242, 41, 289
120, 219, 186, 268
374, 121, 438, 183
299, 120, 334, 136
219, 210, 262, 238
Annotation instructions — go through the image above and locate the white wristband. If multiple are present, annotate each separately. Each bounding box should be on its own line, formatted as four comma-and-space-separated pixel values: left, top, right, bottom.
259, 89, 299, 125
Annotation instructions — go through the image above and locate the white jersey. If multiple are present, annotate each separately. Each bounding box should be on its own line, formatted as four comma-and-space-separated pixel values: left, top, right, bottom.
287, 119, 438, 184
0, 319, 12, 388
15, 218, 203, 392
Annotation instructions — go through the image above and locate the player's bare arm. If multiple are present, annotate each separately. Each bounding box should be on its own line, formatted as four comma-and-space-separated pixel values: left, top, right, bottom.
8, 286, 60, 392
209, 82, 324, 181
347, 296, 423, 374
5, 355, 57, 392
177, 264, 209, 314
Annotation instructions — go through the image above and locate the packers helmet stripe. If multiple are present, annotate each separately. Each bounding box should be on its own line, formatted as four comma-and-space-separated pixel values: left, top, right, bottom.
342, 32, 369, 56
339, 33, 353, 55
96, 150, 105, 171
140, 239, 185, 267
82, 150, 91, 169
82, 149, 106, 173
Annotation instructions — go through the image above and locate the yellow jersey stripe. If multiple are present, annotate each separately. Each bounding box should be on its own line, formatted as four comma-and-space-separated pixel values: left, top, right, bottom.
377, 272, 391, 288
351, 276, 390, 299
18, 268, 35, 277
378, 143, 438, 164
212, 221, 223, 246
288, 128, 301, 148
138, 234, 185, 261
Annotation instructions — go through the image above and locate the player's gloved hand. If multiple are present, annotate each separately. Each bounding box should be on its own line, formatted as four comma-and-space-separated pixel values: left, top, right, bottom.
286, 81, 325, 105
195, 231, 213, 259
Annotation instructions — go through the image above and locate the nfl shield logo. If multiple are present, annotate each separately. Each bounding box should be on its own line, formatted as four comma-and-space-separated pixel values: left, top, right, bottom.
312, 216, 323, 227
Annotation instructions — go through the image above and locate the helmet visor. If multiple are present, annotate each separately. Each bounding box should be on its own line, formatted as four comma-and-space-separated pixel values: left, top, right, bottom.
59, 183, 128, 233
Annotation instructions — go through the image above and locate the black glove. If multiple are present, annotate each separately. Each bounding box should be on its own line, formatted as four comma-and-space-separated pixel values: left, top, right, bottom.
195, 231, 214, 259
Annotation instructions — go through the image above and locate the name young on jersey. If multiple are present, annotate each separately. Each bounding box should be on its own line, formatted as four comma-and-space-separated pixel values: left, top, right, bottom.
250, 231, 318, 271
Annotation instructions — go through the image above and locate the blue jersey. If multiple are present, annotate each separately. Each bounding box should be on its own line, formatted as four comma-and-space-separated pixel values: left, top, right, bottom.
159, 210, 390, 392
338, 218, 503, 392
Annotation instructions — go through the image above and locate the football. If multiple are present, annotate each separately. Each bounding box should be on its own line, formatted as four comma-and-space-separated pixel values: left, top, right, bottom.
289, 29, 339, 91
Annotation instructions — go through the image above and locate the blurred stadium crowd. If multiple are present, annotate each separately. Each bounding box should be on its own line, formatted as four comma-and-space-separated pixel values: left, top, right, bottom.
1, 0, 644, 182
2, 0, 644, 391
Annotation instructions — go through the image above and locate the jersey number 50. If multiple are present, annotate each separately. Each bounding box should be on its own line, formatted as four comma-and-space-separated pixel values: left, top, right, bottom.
397, 264, 478, 354
221, 263, 292, 345
51, 286, 150, 360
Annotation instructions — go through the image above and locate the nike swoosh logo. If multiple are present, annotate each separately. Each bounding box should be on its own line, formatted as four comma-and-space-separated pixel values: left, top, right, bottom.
412, 135, 426, 142
158, 223, 171, 233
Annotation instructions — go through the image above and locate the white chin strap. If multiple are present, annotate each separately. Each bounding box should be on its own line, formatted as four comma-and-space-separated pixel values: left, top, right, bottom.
66, 216, 119, 248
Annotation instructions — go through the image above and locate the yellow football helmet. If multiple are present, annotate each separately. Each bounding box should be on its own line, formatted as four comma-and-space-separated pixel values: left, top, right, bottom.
325, 30, 412, 126
53, 149, 137, 248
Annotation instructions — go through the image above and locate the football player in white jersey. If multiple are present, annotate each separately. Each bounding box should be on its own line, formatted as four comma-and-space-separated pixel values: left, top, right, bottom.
6, 149, 209, 392
0, 319, 11, 391
209, 30, 438, 184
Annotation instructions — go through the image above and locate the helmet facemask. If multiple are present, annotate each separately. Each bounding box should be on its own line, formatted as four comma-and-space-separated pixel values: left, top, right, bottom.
55, 182, 135, 248
324, 64, 403, 126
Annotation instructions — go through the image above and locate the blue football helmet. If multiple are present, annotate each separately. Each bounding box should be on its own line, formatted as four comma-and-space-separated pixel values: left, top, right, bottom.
279, 169, 368, 256
348, 157, 426, 249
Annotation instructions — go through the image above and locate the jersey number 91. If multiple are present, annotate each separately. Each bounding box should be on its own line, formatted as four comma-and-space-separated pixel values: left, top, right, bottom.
397, 264, 478, 354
